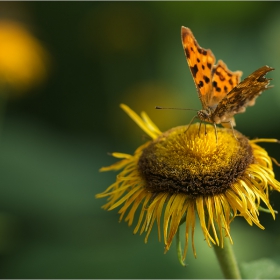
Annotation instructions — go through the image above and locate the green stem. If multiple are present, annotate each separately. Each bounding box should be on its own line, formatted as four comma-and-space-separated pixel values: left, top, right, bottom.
213, 237, 241, 279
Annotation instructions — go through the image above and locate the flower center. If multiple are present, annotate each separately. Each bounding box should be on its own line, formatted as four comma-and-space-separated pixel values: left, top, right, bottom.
138, 123, 254, 197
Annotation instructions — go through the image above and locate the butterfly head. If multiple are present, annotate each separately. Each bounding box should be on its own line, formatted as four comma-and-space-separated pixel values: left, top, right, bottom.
197, 108, 213, 123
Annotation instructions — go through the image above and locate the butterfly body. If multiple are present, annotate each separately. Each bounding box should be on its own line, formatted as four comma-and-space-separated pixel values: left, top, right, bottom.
181, 26, 274, 128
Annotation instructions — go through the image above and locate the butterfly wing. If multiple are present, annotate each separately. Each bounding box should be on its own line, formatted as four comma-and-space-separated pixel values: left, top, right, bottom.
209, 60, 243, 108
181, 27, 243, 111
212, 65, 274, 124
181, 27, 216, 109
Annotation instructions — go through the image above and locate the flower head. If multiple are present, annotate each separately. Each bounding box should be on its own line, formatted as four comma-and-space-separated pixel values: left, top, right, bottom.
0, 20, 49, 93
97, 104, 280, 260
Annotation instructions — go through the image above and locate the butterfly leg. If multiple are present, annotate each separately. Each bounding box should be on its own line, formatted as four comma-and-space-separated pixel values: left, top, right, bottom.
213, 123, 218, 145
198, 120, 203, 137
204, 123, 207, 135
185, 115, 197, 134
229, 120, 238, 141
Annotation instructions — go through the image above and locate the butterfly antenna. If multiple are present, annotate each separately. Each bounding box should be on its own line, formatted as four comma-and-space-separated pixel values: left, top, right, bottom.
155, 106, 198, 111
156, 106, 201, 136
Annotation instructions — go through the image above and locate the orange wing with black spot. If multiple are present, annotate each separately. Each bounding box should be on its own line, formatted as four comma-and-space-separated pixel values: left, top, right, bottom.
210, 60, 242, 108
181, 27, 243, 109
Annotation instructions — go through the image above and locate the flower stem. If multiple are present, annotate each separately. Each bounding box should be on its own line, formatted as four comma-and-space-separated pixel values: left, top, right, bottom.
213, 237, 241, 279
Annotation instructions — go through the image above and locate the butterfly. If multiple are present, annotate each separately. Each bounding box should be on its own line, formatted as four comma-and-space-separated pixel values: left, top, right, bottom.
181, 26, 274, 136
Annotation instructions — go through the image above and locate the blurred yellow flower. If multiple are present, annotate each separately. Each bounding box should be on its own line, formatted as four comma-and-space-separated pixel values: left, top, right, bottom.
0, 20, 49, 93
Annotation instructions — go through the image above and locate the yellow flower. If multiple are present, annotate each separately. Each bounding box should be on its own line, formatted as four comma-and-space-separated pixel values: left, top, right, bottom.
96, 104, 280, 261
0, 20, 49, 93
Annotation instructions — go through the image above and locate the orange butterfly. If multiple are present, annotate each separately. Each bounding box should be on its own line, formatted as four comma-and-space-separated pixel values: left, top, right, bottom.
181, 26, 274, 134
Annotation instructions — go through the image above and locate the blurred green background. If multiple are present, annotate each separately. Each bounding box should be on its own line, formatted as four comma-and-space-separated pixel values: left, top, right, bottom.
0, 1, 280, 278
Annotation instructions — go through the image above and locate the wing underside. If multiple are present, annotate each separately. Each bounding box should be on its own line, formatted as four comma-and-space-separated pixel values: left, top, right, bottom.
212, 65, 274, 124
